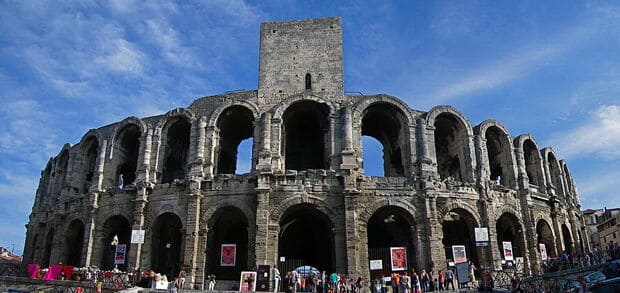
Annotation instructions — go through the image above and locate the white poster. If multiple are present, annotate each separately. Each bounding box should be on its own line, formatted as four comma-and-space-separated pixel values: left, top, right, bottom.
114, 244, 126, 264
452, 245, 467, 264
539, 243, 548, 260
474, 227, 489, 242
369, 259, 383, 270
503, 241, 514, 261
131, 230, 145, 244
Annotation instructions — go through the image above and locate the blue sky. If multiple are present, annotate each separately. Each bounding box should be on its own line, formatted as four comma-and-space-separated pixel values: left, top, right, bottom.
1, 1, 619, 255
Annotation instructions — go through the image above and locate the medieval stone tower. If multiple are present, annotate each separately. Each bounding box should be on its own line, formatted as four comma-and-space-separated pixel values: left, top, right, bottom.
24, 17, 586, 289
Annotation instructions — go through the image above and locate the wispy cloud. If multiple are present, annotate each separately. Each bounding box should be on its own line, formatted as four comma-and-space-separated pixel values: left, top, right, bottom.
547, 105, 620, 160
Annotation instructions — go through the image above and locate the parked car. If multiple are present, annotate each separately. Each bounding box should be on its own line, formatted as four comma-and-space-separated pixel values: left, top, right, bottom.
585, 270, 607, 286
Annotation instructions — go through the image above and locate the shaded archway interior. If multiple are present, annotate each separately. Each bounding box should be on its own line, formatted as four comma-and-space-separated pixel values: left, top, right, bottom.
113, 125, 141, 185
547, 154, 564, 196
161, 119, 191, 183
283, 101, 329, 170
100, 215, 131, 270
434, 113, 468, 182
52, 151, 69, 196
495, 213, 525, 259
278, 204, 335, 273
361, 103, 406, 177
151, 212, 183, 279
207, 206, 249, 280
485, 126, 514, 187
76, 137, 99, 193
42, 229, 55, 267
561, 224, 573, 253
442, 208, 479, 266
216, 106, 254, 174
536, 220, 555, 257
367, 206, 416, 278
64, 219, 85, 266
523, 140, 543, 187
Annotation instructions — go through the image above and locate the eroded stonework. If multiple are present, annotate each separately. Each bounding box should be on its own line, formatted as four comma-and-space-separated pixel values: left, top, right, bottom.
23, 17, 587, 289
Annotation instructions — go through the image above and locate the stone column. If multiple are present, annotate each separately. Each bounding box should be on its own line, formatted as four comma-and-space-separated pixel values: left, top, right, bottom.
190, 118, 207, 178
127, 129, 152, 270
551, 213, 563, 255
343, 193, 359, 275
340, 107, 357, 170
474, 135, 488, 185
183, 180, 203, 288
255, 188, 271, 266
257, 113, 272, 171
514, 146, 529, 190
194, 228, 208, 290
425, 195, 446, 271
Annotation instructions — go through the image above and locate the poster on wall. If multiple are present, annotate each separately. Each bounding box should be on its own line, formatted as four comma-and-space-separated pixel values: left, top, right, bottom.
239, 271, 257, 292
539, 243, 548, 260
221, 244, 237, 266
452, 245, 467, 264
131, 230, 145, 244
369, 260, 383, 270
390, 247, 407, 271
114, 244, 126, 264
503, 241, 514, 261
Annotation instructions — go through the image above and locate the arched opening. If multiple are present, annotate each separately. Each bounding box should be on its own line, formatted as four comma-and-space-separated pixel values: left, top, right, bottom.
40, 163, 52, 202
76, 137, 99, 193
305, 73, 312, 90
161, 119, 191, 183
216, 106, 254, 175
283, 101, 329, 170
523, 139, 543, 187
367, 206, 416, 278
236, 138, 253, 174
52, 150, 69, 196
434, 113, 470, 182
113, 125, 141, 186
207, 207, 249, 280
495, 213, 526, 261
29, 234, 39, 264
485, 126, 514, 187
361, 136, 384, 176
278, 204, 335, 273
442, 208, 479, 267
64, 220, 85, 266
100, 215, 131, 271
42, 228, 54, 267
561, 224, 573, 253
536, 220, 556, 258
563, 165, 574, 194
361, 103, 406, 177
547, 153, 564, 196
151, 213, 183, 279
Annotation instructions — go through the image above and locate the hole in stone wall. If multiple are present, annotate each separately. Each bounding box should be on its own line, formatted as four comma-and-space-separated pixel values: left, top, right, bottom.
113, 125, 141, 186
434, 113, 468, 182
305, 73, 312, 90
216, 106, 254, 175
161, 119, 191, 183
485, 126, 514, 186
361, 103, 406, 177
283, 101, 329, 170
548, 153, 564, 196
523, 139, 542, 186
362, 136, 384, 176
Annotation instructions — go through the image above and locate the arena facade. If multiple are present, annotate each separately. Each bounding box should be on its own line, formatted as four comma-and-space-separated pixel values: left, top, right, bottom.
23, 17, 587, 289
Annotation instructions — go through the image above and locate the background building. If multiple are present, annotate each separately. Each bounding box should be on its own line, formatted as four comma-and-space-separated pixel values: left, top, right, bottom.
23, 17, 586, 289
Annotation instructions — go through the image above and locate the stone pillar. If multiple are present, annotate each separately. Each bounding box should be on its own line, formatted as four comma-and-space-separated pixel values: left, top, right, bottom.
190, 118, 207, 178
257, 113, 272, 171
204, 126, 218, 178
343, 193, 359, 275
474, 135, 488, 185
127, 188, 148, 270
425, 195, 446, 271
271, 118, 283, 171
255, 188, 271, 266
514, 146, 529, 190
194, 228, 208, 290
183, 180, 203, 289
92, 140, 107, 192
340, 106, 357, 170
551, 213, 563, 255
543, 159, 555, 195
82, 203, 98, 266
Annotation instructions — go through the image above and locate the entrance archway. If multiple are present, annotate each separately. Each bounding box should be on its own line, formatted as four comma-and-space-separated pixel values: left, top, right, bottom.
442, 208, 479, 267
278, 204, 335, 273
151, 213, 183, 279
42, 228, 54, 267
207, 207, 249, 280
367, 206, 416, 278
562, 224, 573, 253
100, 215, 131, 270
64, 219, 85, 266
536, 219, 555, 258
495, 213, 525, 261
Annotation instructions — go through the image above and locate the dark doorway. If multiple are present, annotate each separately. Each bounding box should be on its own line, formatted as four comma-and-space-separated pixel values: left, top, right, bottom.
495, 213, 525, 260
114, 125, 141, 185
151, 213, 183, 279
100, 215, 131, 271
42, 228, 54, 267
278, 204, 335, 273
283, 101, 330, 170
64, 220, 85, 266
367, 206, 416, 278
562, 224, 573, 253
536, 220, 556, 258
523, 139, 543, 187
361, 103, 407, 177
207, 207, 249, 280
434, 113, 468, 182
442, 209, 479, 267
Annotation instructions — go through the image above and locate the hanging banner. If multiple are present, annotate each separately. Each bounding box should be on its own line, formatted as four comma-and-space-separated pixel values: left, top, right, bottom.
503, 241, 514, 261
390, 247, 407, 271
539, 243, 548, 260
452, 245, 467, 264
369, 259, 383, 270
474, 228, 489, 242
221, 244, 237, 266
239, 271, 257, 292
114, 244, 126, 264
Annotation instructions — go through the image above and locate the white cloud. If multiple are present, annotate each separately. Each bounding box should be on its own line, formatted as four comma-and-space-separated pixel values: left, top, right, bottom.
547, 105, 620, 160
577, 169, 620, 209
95, 39, 146, 74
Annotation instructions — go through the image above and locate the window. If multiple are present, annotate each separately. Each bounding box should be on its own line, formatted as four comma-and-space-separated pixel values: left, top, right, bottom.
305, 73, 312, 90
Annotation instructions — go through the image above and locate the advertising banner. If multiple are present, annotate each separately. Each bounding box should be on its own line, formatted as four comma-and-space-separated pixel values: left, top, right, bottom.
369, 260, 383, 270
539, 243, 548, 260
390, 247, 407, 271
221, 244, 237, 266
503, 241, 514, 261
239, 271, 257, 292
452, 245, 467, 264
114, 244, 126, 265
131, 230, 145, 244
